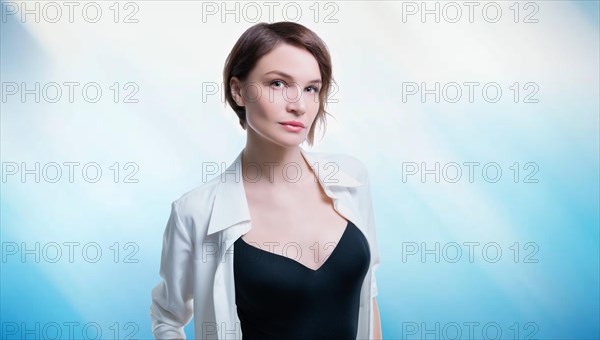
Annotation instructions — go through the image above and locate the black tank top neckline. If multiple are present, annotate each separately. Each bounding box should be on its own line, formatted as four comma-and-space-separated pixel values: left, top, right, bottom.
236, 219, 351, 272
233, 219, 371, 340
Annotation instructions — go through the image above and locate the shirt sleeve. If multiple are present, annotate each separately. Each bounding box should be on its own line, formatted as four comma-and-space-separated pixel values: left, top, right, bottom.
150, 201, 194, 339
359, 164, 381, 298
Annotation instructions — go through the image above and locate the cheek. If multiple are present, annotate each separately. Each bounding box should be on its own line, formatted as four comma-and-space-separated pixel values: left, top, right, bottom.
242, 85, 262, 104
305, 93, 321, 114
244, 89, 277, 122
253, 88, 287, 113
308, 93, 321, 107
262, 87, 289, 106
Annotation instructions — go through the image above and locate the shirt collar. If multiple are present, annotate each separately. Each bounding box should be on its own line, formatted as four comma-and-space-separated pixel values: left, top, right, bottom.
206, 147, 363, 236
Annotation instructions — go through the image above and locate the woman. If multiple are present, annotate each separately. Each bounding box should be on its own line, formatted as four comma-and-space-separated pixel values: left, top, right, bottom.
150, 21, 382, 340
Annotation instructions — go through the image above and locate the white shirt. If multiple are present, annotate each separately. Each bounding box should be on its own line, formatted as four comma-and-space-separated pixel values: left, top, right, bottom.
150, 147, 381, 340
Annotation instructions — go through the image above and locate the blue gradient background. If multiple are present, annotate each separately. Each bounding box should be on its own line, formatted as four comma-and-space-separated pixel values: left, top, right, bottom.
1, 1, 598, 339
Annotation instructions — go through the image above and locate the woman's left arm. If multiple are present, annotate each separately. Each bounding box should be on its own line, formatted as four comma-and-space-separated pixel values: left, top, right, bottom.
373, 297, 382, 339
357, 161, 383, 339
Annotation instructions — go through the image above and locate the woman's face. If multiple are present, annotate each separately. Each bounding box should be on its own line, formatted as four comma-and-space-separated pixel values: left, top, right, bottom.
231, 43, 322, 148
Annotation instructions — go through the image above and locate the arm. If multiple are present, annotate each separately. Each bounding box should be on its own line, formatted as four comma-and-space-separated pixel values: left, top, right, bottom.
358, 162, 382, 340
373, 297, 382, 339
150, 201, 195, 339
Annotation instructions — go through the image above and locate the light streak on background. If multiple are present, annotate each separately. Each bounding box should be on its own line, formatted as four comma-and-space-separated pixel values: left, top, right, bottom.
1, 1, 598, 339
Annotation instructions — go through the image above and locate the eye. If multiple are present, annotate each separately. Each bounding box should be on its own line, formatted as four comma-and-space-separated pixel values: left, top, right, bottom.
307, 86, 320, 93
270, 80, 285, 89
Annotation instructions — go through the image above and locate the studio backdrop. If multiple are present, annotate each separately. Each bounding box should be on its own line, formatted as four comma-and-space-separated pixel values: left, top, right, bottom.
1, 1, 599, 339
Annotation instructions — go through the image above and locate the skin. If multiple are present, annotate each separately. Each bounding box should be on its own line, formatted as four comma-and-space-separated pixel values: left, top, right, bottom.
374, 298, 382, 339
170, 43, 382, 339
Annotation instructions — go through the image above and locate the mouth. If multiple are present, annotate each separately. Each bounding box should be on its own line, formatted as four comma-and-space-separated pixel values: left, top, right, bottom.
279, 122, 304, 133
279, 121, 305, 128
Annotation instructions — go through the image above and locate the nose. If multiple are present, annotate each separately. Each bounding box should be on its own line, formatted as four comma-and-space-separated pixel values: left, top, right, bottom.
284, 84, 306, 115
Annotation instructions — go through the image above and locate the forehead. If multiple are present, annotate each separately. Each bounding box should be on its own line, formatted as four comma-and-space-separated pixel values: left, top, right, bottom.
250, 44, 321, 82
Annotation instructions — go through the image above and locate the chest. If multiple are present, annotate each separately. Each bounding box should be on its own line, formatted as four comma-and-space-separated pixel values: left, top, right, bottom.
240, 180, 349, 271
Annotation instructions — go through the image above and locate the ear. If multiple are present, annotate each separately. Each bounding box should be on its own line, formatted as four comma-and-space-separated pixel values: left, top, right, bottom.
230, 77, 245, 107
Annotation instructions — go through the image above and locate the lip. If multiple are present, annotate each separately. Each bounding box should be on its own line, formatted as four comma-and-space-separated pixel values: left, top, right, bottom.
279, 121, 305, 128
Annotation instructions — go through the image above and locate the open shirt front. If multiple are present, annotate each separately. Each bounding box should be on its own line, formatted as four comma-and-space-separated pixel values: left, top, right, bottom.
150, 147, 381, 340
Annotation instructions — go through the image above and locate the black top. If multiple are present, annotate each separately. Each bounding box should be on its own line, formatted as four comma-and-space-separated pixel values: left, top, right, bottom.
233, 220, 371, 340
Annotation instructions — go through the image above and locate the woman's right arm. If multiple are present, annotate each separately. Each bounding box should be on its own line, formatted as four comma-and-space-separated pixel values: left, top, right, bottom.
150, 201, 195, 339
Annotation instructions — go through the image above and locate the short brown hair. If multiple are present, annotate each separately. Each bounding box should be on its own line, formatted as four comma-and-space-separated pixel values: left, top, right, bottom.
223, 22, 334, 147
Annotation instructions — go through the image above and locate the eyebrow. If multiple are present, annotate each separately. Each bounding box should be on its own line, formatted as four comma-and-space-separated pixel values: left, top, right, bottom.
264, 70, 322, 84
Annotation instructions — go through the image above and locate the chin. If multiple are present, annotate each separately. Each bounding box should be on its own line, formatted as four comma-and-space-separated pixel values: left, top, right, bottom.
273, 134, 306, 148
253, 126, 305, 148
278, 139, 304, 148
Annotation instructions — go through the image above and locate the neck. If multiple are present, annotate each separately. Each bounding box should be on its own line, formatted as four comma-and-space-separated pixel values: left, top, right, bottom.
242, 133, 313, 187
